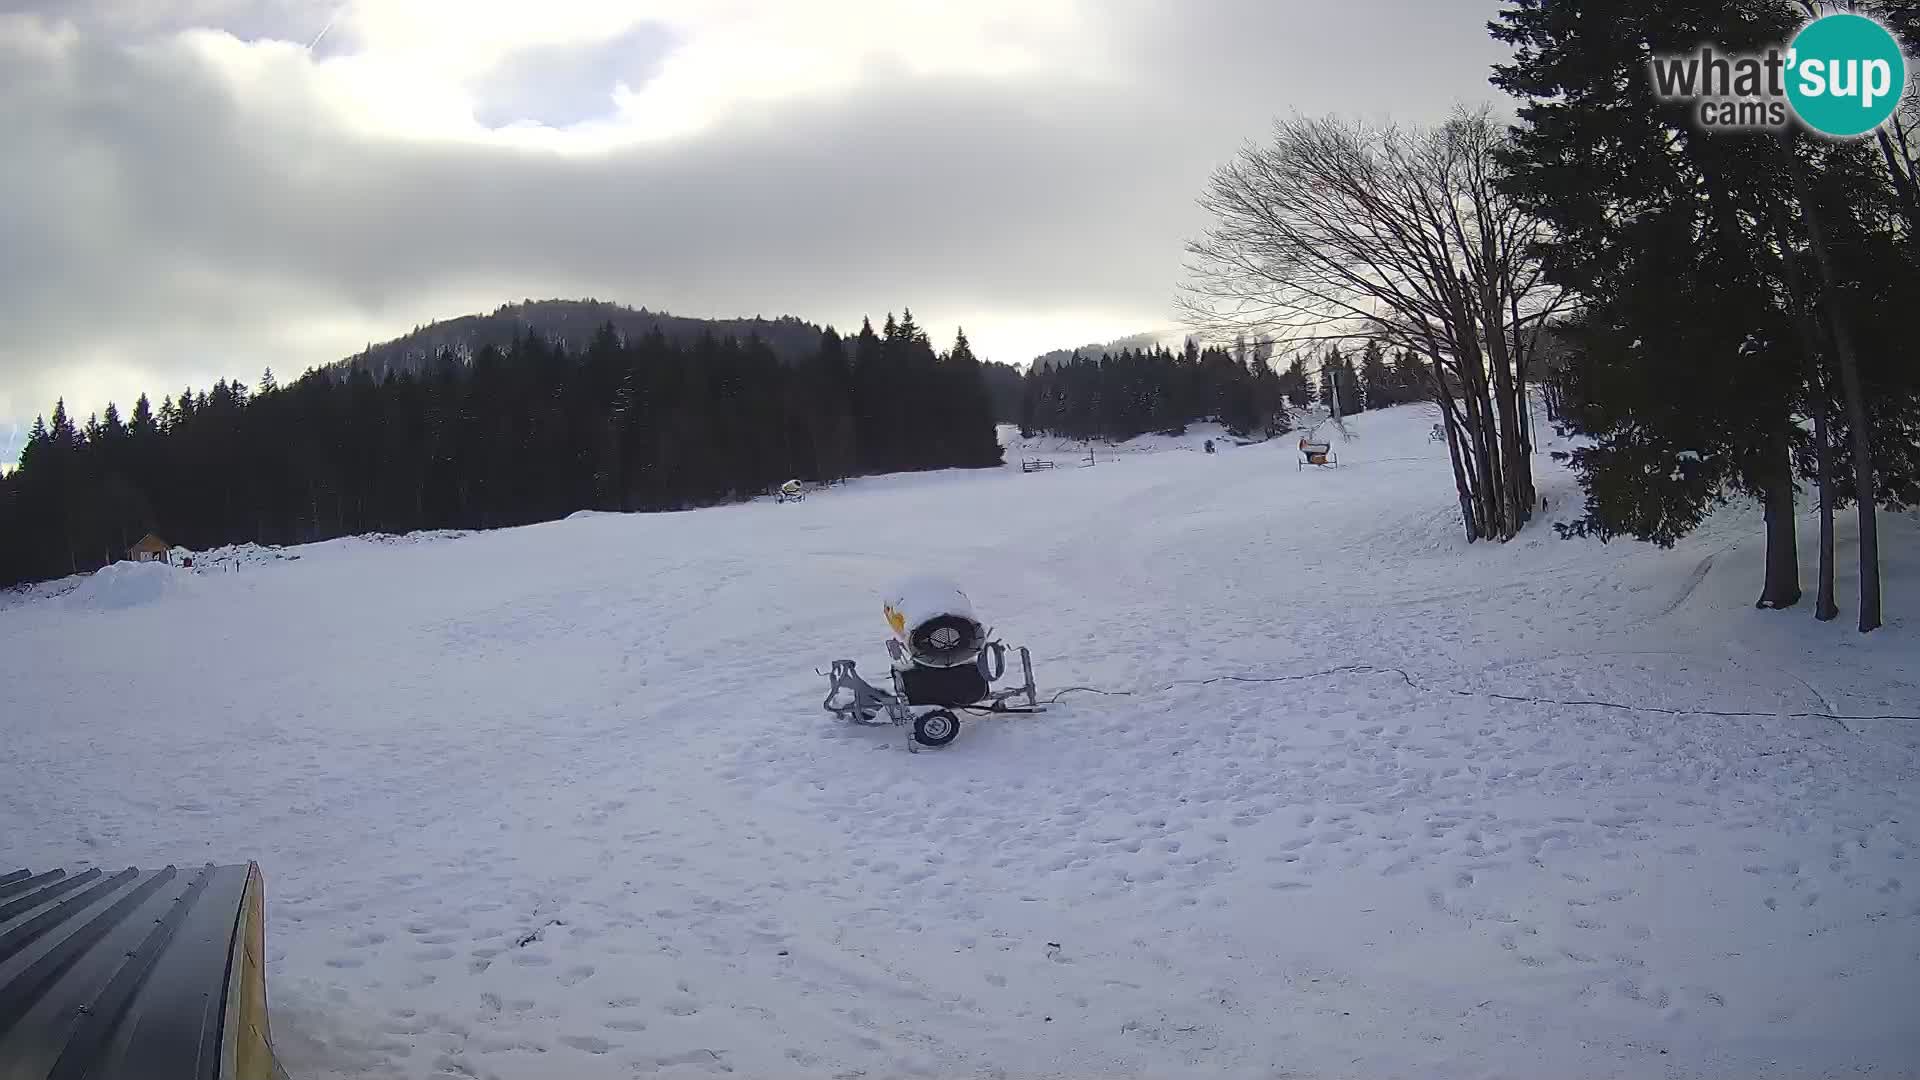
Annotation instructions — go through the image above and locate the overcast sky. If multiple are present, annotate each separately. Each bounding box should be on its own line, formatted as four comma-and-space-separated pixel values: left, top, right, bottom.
0, 0, 1509, 465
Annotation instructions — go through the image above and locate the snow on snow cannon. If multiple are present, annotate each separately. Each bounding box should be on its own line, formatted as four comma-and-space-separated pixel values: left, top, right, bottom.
821, 575, 1041, 750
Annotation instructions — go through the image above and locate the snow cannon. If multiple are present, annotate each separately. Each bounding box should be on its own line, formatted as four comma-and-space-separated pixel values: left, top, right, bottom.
822, 575, 1042, 750
884, 575, 987, 669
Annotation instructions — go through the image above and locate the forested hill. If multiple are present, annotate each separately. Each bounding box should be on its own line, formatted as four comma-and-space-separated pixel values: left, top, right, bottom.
336, 298, 1025, 421
336, 300, 829, 380
0, 312, 1007, 587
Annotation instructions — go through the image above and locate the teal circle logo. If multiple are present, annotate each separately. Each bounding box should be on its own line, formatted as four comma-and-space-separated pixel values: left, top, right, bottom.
1787, 13, 1907, 138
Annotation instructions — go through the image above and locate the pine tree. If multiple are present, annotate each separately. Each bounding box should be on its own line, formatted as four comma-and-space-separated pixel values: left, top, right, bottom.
851, 317, 889, 471
1493, 0, 1824, 611
1389, 349, 1428, 403
49, 399, 77, 449
1249, 349, 1288, 436
944, 329, 1004, 466
1360, 340, 1393, 410
1319, 347, 1348, 419
1282, 357, 1312, 409
20, 417, 48, 472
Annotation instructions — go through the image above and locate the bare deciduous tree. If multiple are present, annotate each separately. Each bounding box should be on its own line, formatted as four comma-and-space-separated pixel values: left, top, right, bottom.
1183, 107, 1567, 541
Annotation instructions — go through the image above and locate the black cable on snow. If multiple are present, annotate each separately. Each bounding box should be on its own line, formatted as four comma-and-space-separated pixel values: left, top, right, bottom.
1040, 664, 1918, 728
1040, 686, 1136, 704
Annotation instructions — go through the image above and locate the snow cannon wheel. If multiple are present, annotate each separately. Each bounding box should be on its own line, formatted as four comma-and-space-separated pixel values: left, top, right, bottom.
913, 709, 961, 747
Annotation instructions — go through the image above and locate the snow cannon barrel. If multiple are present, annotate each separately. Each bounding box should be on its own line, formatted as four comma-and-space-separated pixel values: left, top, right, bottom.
884, 575, 987, 669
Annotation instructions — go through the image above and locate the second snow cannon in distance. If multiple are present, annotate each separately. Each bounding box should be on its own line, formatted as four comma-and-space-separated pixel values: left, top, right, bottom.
821, 575, 1041, 750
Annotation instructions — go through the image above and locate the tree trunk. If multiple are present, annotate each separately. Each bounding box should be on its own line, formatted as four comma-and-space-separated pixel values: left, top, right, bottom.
1812, 385, 1839, 621
1827, 309, 1881, 632
1427, 346, 1480, 542
1477, 287, 1533, 535
1440, 401, 1476, 542
1450, 299, 1506, 538
1769, 200, 1839, 623
1786, 151, 1882, 632
1757, 423, 1802, 610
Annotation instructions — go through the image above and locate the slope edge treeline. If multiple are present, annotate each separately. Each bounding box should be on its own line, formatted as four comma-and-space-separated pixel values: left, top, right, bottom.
0, 312, 999, 586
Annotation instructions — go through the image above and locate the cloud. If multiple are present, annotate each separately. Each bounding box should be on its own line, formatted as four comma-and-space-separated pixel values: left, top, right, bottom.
0, 0, 1508, 437
473, 23, 677, 128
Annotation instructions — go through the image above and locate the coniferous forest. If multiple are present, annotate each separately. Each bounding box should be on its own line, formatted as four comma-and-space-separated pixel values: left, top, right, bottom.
1016, 339, 1430, 443
1490, 0, 1920, 630
0, 311, 1001, 587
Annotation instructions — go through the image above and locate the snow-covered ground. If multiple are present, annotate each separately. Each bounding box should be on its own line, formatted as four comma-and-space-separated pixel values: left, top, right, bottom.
3, 404, 1917, 1080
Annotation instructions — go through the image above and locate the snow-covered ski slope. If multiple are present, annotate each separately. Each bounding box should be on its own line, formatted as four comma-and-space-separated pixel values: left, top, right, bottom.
3, 404, 1916, 1080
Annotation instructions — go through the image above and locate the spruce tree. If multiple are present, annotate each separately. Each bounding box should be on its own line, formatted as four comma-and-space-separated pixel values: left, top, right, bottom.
1360, 340, 1393, 410
49, 399, 77, 449
944, 329, 1004, 466
1339, 353, 1363, 414
1492, 0, 1815, 610
1282, 357, 1313, 409
1389, 349, 1427, 403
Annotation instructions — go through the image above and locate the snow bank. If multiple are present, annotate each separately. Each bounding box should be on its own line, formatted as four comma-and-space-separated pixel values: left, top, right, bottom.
999, 420, 1261, 465
61, 560, 192, 611
181, 530, 472, 573
184, 542, 301, 571
0, 575, 85, 613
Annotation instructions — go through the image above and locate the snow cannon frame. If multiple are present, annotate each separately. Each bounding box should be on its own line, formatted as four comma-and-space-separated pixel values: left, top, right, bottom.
821, 578, 1043, 751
